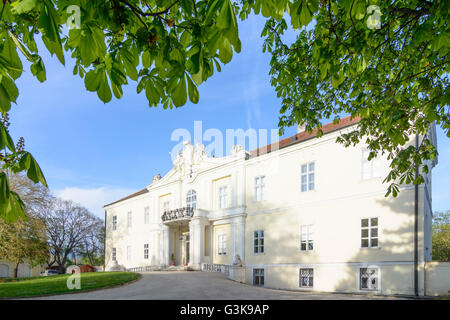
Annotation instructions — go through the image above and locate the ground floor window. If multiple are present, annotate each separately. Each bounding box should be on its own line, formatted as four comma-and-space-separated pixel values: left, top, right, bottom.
299, 268, 314, 288
253, 268, 265, 286
112, 248, 116, 261
144, 244, 149, 259
360, 267, 379, 291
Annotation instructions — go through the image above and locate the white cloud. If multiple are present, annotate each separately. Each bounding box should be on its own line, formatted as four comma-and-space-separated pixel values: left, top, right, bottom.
55, 187, 136, 219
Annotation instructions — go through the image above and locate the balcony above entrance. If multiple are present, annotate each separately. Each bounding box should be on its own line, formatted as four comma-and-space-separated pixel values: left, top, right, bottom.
161, 207, 194, 224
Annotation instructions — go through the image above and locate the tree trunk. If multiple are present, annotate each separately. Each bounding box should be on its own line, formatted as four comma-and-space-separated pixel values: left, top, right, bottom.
14, 262, 19, 278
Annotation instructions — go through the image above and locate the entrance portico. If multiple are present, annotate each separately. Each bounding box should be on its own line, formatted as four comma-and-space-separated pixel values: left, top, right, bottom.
162, 207, 210, 270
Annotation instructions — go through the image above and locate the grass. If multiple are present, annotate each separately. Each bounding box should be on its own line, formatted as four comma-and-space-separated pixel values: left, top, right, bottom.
0, 272, 141, 299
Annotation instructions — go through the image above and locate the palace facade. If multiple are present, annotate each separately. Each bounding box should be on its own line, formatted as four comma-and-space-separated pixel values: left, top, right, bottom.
104, 116, 441, 296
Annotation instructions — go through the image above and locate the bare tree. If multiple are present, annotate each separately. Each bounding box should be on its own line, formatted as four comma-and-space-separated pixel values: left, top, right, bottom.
40, 198, 101, 273
75, 218, 105, 266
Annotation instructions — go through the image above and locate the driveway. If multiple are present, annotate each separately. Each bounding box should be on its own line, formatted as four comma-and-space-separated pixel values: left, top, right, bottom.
28, 271, 407, 300
27, 271, 408, 300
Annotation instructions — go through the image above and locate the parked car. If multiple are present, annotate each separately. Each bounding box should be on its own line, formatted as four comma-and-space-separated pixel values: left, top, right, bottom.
41, 270, 59, 276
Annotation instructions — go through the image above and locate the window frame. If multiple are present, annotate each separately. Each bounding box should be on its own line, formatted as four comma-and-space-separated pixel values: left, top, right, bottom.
144, 207, 150, 224
301, 162, 315, 192
253, 230, 265, 254
127, 212, 132, 228
361, 149, 381, 180
112, 215, 117, 231
163, 201, 171, 213
360, 217, 380, 249
357, 265, 381, 293
299, 268, 314, 289
254, 175, 266, 202
218, 186, 228, 209
300, 225, 314, 252
217, 234, 227, 256
186, 189, 197, 210
252, 267, 265, 287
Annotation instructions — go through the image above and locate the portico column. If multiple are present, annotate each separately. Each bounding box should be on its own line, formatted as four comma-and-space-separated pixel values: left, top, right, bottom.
189, 214, 208, 270
162, 225, 170, 266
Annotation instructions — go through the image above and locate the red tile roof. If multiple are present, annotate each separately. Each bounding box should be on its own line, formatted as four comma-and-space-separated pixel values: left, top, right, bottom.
248, 115, 360, 158
104, 116, 360, 208
103, 188, 148, 208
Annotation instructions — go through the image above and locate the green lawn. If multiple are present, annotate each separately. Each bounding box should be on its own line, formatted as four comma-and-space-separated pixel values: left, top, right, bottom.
0, 272, 140, 298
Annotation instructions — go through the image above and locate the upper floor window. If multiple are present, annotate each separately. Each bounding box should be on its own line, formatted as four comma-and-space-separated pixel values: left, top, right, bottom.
144, 207, 150, 224
186, 190, 197, 210
361, 217, 378, 248
254, 176, 265, 202
163, 201, 170, 213
217, 234, 227, 255
301, 162, 315, 192
112, 248, 116, 261
361, 149, 381, 180
300, 225, 314, 251
218, 186, 228, 209
253, 230, 265, 254
127, 212, 132, 228
112, 216, 117, 231
144, 244, 149, 259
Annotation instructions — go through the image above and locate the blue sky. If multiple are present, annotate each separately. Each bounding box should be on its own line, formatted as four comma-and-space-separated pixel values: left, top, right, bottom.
9, 14, 450, 218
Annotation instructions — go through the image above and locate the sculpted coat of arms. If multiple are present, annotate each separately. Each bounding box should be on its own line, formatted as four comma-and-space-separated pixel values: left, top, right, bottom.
173, 140, 207, 180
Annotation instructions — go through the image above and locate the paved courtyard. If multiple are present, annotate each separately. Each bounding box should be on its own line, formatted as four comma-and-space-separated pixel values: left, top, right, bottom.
28, 271, 408, 300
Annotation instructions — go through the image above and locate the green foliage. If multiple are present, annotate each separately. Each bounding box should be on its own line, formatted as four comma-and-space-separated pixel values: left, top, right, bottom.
432, 211, 450, 261
0, 0, 448, 221
256, 0, 448, 196
0, 215, 49, 276
0, 0, 243, 221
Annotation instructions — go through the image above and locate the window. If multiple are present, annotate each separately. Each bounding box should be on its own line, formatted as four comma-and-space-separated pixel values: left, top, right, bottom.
253, 268, 265, 286
218, 186, 228, 209
361, 218, 379, 248
301, 162, 315, 192
254, 176, 265, 201
186, 190, 197, 210
112, 216, 117, 231
360, 267, 379, 291
163, 201, 170, 213
217, 234, 227, 255
112, 248, 116, 261
299, 268, 314, 288
127, 246, 132, 260
144, 244, 149, 259
253, 230, 264, 254
361, 149, 381, 180
300, 225, 314, 251
127, 212, 132, 228
144, 207, 150, 224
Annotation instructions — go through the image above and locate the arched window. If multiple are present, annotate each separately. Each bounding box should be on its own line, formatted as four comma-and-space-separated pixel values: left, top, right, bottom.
186, 190, 197, 210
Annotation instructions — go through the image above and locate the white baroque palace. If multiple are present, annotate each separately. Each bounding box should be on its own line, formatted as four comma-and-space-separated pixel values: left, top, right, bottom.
104, 116, 448, 296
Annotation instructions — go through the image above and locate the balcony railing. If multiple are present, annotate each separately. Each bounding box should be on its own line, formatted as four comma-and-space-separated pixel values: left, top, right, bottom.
161, 206, 194, 222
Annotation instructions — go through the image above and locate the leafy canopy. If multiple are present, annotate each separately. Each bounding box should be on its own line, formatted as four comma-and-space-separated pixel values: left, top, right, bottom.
0, 0, 448, 221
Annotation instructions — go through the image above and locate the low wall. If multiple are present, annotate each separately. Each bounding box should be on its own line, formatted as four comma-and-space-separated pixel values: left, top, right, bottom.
425, 261, 450, 296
